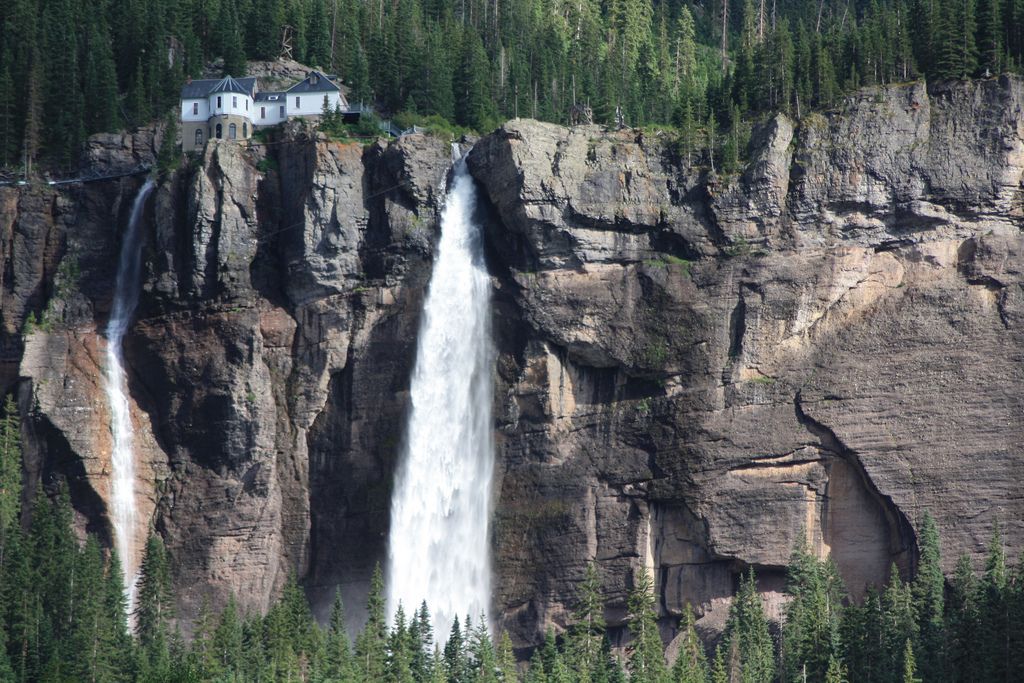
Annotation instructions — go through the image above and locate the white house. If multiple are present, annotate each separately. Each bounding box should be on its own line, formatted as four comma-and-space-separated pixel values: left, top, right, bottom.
181, 70, 350, 152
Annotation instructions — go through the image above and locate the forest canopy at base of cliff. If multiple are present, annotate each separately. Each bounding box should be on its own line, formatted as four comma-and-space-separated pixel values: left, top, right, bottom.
4, 478, 1024, 683
2, 403, 1022, 683
1, 0, 1023, 169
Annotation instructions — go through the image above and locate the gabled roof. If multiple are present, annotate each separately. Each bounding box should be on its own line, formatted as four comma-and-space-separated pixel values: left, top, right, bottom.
180, 76, 257, 99
286, 71, 340, 94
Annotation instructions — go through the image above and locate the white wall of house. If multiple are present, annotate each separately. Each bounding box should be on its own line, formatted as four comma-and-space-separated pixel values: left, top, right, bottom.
207, 92, 255, 121
287, 91, 341, 117
254, 99, 287, 126
181, 98, 209, 122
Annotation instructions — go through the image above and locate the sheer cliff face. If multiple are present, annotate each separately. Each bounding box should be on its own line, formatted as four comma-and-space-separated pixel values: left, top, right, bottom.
2, 77, 1024, 645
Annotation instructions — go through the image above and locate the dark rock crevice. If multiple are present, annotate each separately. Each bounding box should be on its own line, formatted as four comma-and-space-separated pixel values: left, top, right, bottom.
793, 391, 916, 577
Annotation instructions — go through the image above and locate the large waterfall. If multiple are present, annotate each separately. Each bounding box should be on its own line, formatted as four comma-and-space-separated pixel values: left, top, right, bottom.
386, 150, 495, 639
104, 178, 155, 614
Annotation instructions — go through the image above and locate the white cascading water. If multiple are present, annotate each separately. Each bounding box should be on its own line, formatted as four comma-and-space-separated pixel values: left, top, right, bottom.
387, 148, 495, 639
104, 178, 155, 614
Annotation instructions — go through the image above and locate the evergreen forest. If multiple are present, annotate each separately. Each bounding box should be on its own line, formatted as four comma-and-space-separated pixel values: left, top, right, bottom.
2, 0, 1024, 170
0, 398, 1022, 682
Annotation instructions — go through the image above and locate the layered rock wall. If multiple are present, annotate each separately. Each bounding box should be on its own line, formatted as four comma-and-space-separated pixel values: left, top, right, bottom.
1, 77, 1022, 649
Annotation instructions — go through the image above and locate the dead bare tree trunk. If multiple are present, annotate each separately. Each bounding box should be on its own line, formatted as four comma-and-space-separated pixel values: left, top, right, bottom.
329, 0, 338, 70
721, 0, 729, 71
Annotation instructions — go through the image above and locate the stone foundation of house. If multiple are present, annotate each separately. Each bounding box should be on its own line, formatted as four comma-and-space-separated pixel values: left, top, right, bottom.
183, 114, 253, 152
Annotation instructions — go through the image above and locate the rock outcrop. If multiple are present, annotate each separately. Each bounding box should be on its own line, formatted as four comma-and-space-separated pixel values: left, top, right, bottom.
469, 76, 1024, 645
1, 76, 1023, 650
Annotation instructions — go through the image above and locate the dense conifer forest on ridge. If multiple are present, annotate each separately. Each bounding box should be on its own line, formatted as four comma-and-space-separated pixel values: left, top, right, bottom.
1, 0, 1024, 169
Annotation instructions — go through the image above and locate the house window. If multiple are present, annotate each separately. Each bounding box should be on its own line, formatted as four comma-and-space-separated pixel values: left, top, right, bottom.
195, 129, 203, 146
229, 123, 237, 139
296, 96, 300, 109
245, 100, 248, 111
217, 96, 222, 108
261, 106, 266, 119
192, 102, 198, 115
233, 96, 237, 108
242, 122, 247, 137
280, 105, 285, 118
215, 124, 222, 139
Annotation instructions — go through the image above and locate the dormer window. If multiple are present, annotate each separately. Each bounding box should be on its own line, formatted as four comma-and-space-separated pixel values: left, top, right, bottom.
310, 73, 319, 85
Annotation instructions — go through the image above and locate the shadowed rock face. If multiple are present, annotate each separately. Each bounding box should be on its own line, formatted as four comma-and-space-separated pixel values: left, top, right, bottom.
1, 77, 1023, 649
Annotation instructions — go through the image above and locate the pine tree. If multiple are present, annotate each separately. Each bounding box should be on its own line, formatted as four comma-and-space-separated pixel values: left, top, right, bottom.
976, 0, 1002, 73
409, 601, 434, 682
497, 631, 518, 682
157, 110, 179, 174
957, 0, 980, 77
219, 0, 247, 76
135, 533, 173, 681
946, 554, 978, 683
1007, 553, 1024, 683
326, 590, 356, 681
445, 616, 469, 682
389, 604, 417, 683
670, 604, 708, 683
978, 523, 1010, 682
307, 0, 333, 67
455, 29, 495, 131
0, 395, 22, 550
674, 7, 697, 96
912, 512, 945, 682
3, 517, 34, 681
522, 648, 546, 683
901, 639, 920, 683
43, 0, 85, 165
190, 597, 219, 678
356, 563, 389, 680
0, 54, 17, 167
82, 9, 119, 135
781, 536, 845, 683
469, 614, 499, 683
840, 585, 883, 683
824, 654, 847, 683
68, 536, 108, 681
127, 58, 150, 130
568, 562, 605, 681
102, 549, 134, 678
882, 564, 918, 680
710, 645, 728, 683
723, 568, 774, 683
247, 0, 285, 60
626, 567, 666, 683
212, 594, 245, 677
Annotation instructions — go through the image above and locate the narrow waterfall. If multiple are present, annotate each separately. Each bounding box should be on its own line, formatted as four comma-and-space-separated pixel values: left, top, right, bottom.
104, 178, 155, 614
386, 149, 495, 639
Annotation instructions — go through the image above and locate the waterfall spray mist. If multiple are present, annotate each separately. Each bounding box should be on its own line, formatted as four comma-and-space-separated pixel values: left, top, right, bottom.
104, 178, 155, 616
386, 149, 495, 640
